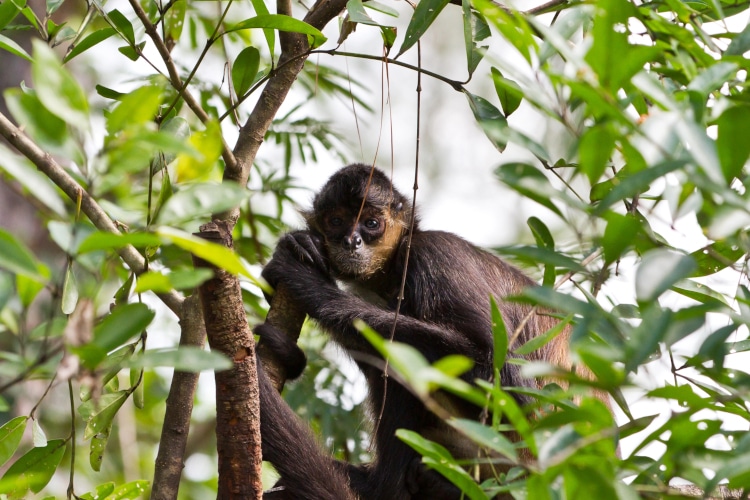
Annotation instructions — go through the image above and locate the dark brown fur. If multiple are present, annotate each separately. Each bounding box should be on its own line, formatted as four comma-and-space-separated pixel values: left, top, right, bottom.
256, 164, 578, 499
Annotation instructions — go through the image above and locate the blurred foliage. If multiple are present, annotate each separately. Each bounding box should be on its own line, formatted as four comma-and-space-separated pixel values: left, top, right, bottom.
0, 0, 749, 497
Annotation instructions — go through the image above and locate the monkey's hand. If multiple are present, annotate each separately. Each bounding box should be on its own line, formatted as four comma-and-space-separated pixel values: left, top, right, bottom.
262, 230, 334, 292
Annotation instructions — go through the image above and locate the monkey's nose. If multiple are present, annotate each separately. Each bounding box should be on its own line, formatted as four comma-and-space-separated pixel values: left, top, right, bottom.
343, 233, 362, 250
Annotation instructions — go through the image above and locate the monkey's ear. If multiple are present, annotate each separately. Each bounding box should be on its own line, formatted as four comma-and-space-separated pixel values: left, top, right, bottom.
301, 208, 318, 230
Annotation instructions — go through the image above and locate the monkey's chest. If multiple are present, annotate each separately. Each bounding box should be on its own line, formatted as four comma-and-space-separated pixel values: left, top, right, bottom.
339, 280, 391, 308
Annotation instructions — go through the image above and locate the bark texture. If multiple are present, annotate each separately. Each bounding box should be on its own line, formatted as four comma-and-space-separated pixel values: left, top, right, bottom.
152, 294, 207, 500
194, 221, 263, 499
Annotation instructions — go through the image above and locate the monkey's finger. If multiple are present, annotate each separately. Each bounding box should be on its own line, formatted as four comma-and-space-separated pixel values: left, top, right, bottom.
289, 231, 329, 272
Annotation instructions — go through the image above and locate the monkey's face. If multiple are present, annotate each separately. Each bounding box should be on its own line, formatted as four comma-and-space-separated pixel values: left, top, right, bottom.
317, 206, 403, 281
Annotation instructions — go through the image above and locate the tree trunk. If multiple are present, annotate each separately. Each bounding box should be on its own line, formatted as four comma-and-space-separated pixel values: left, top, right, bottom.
194, 220, 263, 499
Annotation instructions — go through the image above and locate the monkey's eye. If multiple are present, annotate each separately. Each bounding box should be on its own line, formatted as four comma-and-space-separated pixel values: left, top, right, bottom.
364, 219, 379, 230
328, 216, 344, 227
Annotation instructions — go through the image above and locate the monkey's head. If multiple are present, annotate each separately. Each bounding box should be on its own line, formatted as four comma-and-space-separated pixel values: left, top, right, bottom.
305, 164, 414, 281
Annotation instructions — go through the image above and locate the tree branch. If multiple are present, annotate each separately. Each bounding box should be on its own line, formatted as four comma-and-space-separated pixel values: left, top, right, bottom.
228, 0, 350, 201
0, 111, 183, 315
151, 294, 207, 499
194, 221, 263, 498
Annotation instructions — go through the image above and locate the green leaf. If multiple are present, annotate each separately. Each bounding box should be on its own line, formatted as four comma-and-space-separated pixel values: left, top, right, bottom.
164, 0, 185, 44
118, 41, 145, 61
527, 218, 557, 286
490, 296, 508, 377
73, 303, 154, 369
227, 15, 327, 48
94, 303, 154, 353
51, 25, 76, 46
89, 425, 110, 471
464, 90, 507, 152
463, 0, 489, 76
0, 228, 44, 280
380, 26, 396, 49
397, 0, 451, 56
0, 34, 31, 61
624, 306, 671, 372
495, 163, 562, 217
515, 316, 570, 356
175, 120, 223, 182
0, 272, 12, 312
601, 212, 642, 264
106, 85, 164, 135
135, 268, 213, 293
45, 0, 63, 15
110, 480, 150, 499
82, 391, 128, 440
591, 160, 686, 213
127, 346, 232, 371
157, 182, 251, 225
357, 321, 431, 395
31, 39, 89, 128
0, 145, 66, 216
132, 369, 144, 409
528, 217, 554, 248
672, 280, 731, 307
364, 1, 399, 16
18, 5, 39, 32
346, 0, 380, 26
107, 127, 198, 176
495, 246, 585, 273
16, 273, 47, 307
584, 0, 631, 91
688, 239, 745, 277
0, 0, 23, 31
0, 439, 66, 497
396, 429, 487, 500
157, 227, 268, 291
432, 355, 474, 378
4, 88, 68, 149
478, 380, 536, 454
232, 46, 261, 97
687, 62, 738, 95
80, 483, 116, 500
491, 67, 522, 117
0, 417, 27, 468
96, 85, 125, 100
466, 90, 548, 158
727, 22, 750, 56
579, 124, 615, 184
716, 105, 750, 182
61, 264, 78, 315
248, 0, 275, 57
450, 418, 517, 461
675, 120, 722, 184
475, 0, 534, 62
77, 232, 162, 254
108, 9, 135, 44
635, 249, 697, 303
156, 116, 191, 171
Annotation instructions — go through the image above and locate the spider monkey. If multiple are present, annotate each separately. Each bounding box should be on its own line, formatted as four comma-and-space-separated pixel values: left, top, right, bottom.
255, 164, 583, 499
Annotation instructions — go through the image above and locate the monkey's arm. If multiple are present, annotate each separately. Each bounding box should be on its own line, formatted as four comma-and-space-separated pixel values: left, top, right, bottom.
262, 232, 490, 363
